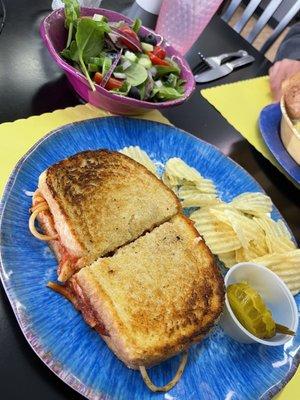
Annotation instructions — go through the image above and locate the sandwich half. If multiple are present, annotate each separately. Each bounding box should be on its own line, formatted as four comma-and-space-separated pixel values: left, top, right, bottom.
30, 150, 180, 281
63, 214, 224, 370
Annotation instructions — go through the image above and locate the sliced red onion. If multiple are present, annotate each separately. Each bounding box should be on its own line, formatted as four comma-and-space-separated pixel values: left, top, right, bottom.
155, 80, 163, 88
100, 49, 123, 88
110, 26, 142, 53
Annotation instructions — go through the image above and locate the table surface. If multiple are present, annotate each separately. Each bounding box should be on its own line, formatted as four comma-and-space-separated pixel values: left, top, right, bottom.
0, 1, 299, 399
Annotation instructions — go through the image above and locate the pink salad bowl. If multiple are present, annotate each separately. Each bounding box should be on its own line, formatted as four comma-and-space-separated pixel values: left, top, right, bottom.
40, 7, 195, 115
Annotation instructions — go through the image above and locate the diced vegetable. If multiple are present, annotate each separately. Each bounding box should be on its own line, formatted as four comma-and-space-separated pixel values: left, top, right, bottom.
122, 60, 132, 70
113, 72, 127, 79
124, 51, 137, 63
93, 14, 105, 22
141, 42, 154, 52
94, 72, 123, 90
102, 57, 112, 75
148, 52, 169, 66
153, 46, 166, 59
138, 56, 152, 69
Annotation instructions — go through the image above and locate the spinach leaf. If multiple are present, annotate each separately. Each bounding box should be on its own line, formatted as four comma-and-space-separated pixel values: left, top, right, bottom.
76, 18, 110, 91
63, 0, 80, 48
152, 85, 183, 100
155, 64, 180, 76
61, 40, 79, 62
124, 63, 148, 86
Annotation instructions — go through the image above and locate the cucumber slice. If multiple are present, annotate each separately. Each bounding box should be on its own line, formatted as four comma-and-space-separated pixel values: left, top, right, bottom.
124, 51, 138, 63
141, 42, 154, 52
102, 57, 112, 75
138, 56, 152, 69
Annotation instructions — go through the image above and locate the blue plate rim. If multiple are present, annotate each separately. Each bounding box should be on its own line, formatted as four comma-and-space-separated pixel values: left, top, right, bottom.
0, 116, 299, 399
259, 103, 300, 185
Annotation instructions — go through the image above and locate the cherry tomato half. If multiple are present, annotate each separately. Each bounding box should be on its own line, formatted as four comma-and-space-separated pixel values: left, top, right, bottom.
153, 46, 166, 59
93, 72, 123, 90
147, 52, 170, 66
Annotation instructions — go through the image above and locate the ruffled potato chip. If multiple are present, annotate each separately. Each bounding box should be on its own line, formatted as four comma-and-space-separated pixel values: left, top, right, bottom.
251, 251, 300, 295
230, 192, 272, 216
179, 192, 219, 208
119, 146, 157, 176
163, 158, 217, 195
191, 209, 241, 254
265, 235, 296, 254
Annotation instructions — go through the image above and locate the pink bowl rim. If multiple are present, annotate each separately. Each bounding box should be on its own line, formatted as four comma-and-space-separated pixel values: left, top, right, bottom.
40, 7, 196, 109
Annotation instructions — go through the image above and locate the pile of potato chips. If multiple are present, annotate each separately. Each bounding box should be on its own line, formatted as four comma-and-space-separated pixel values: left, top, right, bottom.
163, 158, 300, 295
120, 149, 300, 295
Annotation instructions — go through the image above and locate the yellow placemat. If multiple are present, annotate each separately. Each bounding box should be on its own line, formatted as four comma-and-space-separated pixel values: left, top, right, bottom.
201, 76, 291, 178
0, 104, 169, 195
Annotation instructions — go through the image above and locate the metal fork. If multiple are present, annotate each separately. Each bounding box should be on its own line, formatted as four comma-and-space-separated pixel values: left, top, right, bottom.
202, 50, 248, 66
195, 50, 249, 73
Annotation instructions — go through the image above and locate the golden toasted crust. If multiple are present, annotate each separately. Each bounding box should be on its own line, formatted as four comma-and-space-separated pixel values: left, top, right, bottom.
74, 214, 224, 369
39, 150, 181, 277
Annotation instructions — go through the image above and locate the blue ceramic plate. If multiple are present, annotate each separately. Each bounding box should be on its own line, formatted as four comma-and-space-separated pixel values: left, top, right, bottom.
259, 103, 300, 184
0, 117, 299, 400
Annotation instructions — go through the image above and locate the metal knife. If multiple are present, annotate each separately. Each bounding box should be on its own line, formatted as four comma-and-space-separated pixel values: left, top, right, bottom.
194, 54, 255, 83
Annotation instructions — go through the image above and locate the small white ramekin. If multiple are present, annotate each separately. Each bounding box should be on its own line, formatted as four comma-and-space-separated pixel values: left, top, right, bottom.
219, 262, 299, 346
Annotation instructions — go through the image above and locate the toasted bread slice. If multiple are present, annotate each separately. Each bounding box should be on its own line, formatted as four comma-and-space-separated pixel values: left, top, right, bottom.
71, 214, 224, 369
38, 150, 180, 280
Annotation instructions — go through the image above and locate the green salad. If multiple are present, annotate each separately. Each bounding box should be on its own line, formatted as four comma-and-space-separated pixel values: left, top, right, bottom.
60, 0, 186, 102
